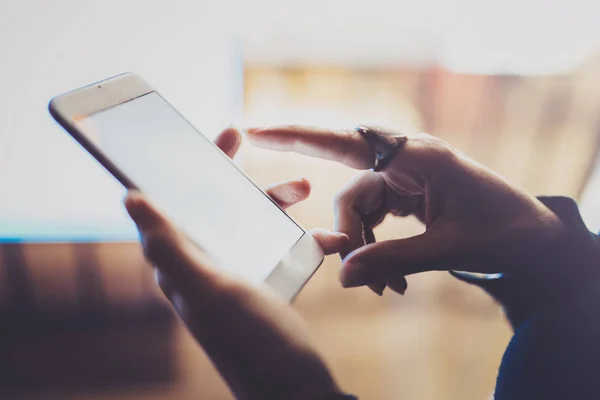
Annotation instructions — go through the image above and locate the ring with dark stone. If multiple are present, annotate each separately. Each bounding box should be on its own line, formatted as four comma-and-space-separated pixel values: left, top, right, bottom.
354, 125, 408, 172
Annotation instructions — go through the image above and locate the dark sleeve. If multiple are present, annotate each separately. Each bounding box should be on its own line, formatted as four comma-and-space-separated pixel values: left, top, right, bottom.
453, 197, 600, 400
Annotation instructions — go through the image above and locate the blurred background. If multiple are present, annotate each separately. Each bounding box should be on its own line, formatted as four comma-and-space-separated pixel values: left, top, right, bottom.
2, 0, 600, 399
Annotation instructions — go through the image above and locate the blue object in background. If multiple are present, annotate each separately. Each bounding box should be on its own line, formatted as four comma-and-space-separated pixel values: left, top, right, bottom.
0, 222, 138, 243
0, 132, 139, 244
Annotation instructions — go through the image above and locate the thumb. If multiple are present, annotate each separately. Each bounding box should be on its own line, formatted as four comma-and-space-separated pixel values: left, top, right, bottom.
124, 191, 219, 290
340, 230, 463, 287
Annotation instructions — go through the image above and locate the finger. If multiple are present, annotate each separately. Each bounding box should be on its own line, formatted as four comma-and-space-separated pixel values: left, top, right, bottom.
214, 126, 242, 158
364, 225, 387, 296
124, 191, 218, 288
265, 178, 311, 209
308, 229, 349, 255
386, 277, 408, 295
334, 172, 387, 258
124, 191, 168, 233
388, 194, 426, 223
247, 125, 374, 169
340, 230, 457, 287
334, 172, 389, 296
368, 281, 386, 296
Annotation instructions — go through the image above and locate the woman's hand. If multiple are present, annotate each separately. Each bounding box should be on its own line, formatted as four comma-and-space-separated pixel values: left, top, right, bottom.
124, 127, 348, 400
247, 126, 570, 296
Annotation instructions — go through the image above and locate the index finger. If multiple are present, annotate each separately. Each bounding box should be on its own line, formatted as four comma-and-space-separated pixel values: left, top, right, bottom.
246, 125, 374, 169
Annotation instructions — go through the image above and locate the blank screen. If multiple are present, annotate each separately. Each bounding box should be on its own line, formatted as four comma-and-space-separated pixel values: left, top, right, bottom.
76, 92, 304, 284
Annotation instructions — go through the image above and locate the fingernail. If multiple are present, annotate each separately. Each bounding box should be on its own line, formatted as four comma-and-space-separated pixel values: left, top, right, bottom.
123, 192, 142, 214
391, 279, 407, 295
369, 282, 386, 296
333, 232, 349, 239
123, 192, 150, 228
245, 127, 262, 134
225, 123, 239, 134
400, 280, 408, 295
124, 190, 141, 202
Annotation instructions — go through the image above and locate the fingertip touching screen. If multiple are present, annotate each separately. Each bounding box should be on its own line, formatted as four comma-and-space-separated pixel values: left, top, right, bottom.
76, 92, 304, 284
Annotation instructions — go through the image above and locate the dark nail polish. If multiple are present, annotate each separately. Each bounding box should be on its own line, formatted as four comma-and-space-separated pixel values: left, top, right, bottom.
369, 282, 386, 296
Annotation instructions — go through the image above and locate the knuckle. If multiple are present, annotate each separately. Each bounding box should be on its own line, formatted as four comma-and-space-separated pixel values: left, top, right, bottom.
333, 188, 353, 209
410, 134, 461, 167
414, 134, 450, 152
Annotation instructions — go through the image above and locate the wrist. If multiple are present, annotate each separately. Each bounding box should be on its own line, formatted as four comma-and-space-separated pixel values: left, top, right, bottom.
452, 196, 600, 329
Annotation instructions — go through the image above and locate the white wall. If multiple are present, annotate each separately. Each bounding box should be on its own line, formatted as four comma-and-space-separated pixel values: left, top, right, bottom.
237, 0, 600, 74
0, 0, 241, 239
